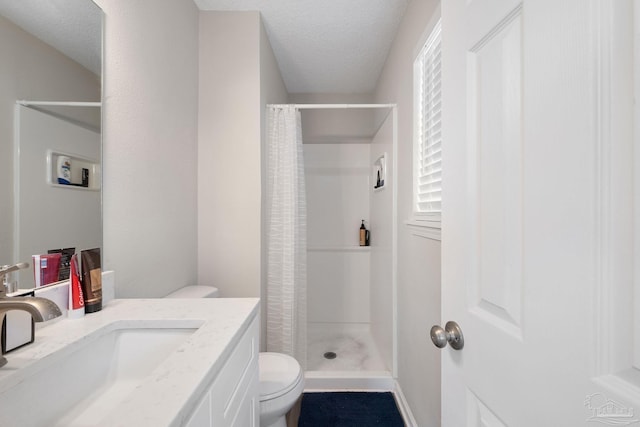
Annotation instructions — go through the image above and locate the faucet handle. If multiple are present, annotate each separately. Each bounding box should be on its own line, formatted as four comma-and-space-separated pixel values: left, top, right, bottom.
0, 263, 29, 274
0, 262, 30, 279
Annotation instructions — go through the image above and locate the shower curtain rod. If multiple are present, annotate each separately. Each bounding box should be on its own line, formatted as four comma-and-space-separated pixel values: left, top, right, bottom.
268, 103, 396, 110
17, 100, 101, 107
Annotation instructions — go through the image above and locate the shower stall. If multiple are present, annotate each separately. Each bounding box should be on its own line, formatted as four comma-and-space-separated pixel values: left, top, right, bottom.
268, 103, 397, 390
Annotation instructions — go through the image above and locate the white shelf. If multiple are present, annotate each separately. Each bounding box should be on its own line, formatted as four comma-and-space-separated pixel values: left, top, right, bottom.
373, 184, 386, 193
47, 150, 100, 191
373, 153, 387, 190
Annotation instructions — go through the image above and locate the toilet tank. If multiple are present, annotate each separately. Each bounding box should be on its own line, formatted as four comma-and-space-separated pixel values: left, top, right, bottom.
164, 285, 219, 298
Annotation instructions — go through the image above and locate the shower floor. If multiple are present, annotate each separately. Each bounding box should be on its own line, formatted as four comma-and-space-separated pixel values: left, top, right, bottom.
306, 323, 387, 372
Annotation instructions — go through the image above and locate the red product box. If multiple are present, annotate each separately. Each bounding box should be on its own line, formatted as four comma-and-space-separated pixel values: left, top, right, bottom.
32, 253, 62, 287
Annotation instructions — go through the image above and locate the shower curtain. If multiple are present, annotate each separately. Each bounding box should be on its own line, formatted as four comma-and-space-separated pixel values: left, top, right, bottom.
266, 105, 307, 367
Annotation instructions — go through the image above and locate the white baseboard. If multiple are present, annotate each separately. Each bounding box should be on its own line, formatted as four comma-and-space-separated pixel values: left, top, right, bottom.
394, 380, 418, 427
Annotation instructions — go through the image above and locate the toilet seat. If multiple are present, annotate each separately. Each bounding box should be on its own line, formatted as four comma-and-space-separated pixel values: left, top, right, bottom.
259, 352, 303, 402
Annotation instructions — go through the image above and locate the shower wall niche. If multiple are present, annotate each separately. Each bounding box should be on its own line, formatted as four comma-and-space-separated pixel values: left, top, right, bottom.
302, 106, 394, 376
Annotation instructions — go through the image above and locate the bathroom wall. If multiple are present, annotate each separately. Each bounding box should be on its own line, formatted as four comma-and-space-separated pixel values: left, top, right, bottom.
96, 4, 285, 302
96, 0, 200, 298
199, 11, 287, 304
304, 143, 371, 324
0, 14, 100, 267
369, 112, 394, 372
198, 11, 261, 298
289, 93, 375, 145
374, 0, 442, 425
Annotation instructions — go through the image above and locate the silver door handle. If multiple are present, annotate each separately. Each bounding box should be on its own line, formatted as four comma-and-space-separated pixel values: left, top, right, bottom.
430, 321, 464, 350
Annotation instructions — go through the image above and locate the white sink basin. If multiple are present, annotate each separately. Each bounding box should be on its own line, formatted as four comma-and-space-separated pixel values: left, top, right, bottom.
0, 326, 196, 427
0, 299, 260, 426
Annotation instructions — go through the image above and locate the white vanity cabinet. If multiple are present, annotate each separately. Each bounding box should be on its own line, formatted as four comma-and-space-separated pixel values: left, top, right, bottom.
186, 314, 260, 427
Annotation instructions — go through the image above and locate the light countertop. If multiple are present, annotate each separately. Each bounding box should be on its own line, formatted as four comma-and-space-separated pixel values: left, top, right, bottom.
0, 297, 260, 426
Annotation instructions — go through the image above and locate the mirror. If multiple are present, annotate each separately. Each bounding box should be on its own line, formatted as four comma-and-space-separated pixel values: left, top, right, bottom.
0, 0, 103, 289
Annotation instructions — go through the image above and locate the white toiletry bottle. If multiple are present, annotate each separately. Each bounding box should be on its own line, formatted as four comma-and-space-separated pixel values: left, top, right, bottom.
57, 156, 71, 185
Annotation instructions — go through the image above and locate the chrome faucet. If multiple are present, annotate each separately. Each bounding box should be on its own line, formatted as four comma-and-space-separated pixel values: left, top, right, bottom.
0, 262, 63, 367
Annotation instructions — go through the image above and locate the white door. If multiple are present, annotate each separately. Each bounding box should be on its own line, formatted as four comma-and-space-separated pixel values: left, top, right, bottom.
440, 0, 637, 425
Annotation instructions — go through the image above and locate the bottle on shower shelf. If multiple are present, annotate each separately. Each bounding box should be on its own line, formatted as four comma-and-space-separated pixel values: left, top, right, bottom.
359, 220, 367, 246
57, 155, 71, 185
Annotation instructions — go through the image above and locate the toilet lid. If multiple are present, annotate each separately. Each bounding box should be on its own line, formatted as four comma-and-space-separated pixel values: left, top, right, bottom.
259, 352, 303, 401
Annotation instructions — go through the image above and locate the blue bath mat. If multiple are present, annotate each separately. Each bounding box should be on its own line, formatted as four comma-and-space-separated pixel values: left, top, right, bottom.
298, 392, 405, 427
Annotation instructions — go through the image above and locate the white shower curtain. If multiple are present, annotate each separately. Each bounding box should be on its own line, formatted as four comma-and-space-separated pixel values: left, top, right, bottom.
266, 105, 307, 367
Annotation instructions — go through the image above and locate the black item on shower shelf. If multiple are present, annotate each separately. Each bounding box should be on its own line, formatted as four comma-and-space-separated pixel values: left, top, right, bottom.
82, 168, 89, 187
47, 247, 75, 281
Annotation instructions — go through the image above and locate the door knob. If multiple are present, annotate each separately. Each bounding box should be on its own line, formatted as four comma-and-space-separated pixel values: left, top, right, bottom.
430, 321, 464, 350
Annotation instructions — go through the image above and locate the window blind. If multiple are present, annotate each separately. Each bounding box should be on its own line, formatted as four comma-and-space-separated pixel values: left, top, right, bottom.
415, 21, 442, 215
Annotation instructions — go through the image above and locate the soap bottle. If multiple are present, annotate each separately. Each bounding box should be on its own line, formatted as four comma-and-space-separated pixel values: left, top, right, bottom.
359, 220, 366, 246
57, 156, 71, 185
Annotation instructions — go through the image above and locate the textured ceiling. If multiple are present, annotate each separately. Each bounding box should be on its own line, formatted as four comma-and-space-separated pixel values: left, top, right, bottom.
195, 0, 409, 94
0, 0, 101, 76
0, 0, 408, 94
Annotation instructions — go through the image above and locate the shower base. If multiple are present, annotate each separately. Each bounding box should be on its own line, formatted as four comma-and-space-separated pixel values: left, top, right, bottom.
305, 322, 394, 391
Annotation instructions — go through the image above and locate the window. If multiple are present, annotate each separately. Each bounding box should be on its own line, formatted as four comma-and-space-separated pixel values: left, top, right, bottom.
412, 20, 442, 229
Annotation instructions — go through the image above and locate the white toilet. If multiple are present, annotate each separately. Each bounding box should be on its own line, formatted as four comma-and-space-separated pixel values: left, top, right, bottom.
164, 286, 305, 427
259, 352, 304, 427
